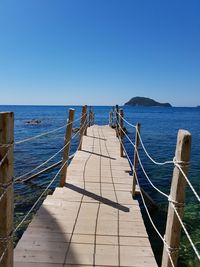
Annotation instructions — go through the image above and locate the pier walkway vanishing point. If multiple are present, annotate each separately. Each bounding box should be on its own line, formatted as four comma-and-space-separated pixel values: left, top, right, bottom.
14, 125, 158, 267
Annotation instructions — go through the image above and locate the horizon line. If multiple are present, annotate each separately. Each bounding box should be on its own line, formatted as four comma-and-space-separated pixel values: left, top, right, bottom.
0, 104, 199, 108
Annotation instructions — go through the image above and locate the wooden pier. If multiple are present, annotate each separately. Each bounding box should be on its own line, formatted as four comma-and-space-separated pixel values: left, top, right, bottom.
14, 125, 158, 267
0, 107, 194, 267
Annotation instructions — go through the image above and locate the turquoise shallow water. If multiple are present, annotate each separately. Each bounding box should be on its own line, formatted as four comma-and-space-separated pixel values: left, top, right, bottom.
0, 105, 199, 266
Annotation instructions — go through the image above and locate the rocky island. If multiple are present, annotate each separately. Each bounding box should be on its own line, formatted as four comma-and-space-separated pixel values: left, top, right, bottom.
125, 97, 172, 107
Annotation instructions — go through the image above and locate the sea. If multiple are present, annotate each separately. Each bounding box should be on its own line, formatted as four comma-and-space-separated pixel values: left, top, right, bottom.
0, 105, 199, 267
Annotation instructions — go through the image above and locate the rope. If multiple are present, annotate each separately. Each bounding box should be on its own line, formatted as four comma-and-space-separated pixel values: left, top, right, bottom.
14, 142, 67, 181
0, 111, 89, 262
14, 148, 75, 233
170, 202, 200, 261
173, 159, 200, 203
117, 118, 173, 166
117, 117, 200, 204
0, 241, 11, 263
0, 231, 13, 263
14, 120, 87, 182
0, 178, 14, 202
136, 128, 174, 166
118, 128, 200, 264
117, 122, 136, 148
15, 115, 82, 145
0, 179, 13, 189
83, 116, 200, 264
117, 136, 176, 267
117, 122, 169, 198
118, 118, 200, 205
116, 113, 174, 166
15, 124, 67, 145
168, 196, 185, 208
136, 149, 169, 198
17, 160, 61, 183
0, 188, 8, 202
0, 144, 13, 167
116, 111, 136, 128
0, 118, 90, 262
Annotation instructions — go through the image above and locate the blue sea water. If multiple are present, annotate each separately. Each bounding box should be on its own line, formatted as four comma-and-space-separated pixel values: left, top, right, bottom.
0, 105, 199, 267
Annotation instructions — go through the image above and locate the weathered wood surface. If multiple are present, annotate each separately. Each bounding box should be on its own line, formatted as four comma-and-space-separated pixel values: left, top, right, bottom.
0, 112, 14, 267
60, 109, 75, 187
14, 125, 158, 267
161, 130, 191, 267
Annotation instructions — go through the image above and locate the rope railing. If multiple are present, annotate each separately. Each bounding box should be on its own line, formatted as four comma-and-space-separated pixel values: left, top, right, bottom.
134, 138, 200, 262
136, 148, 169, 198
0, 139, 80, 264
139, 126, 200, 203
118, 122, 136, 148
0, 106, 91, 265
116, 113, 200, 202
14, 150, 73, 233
117, 122, 169, 198
15, 115, 83, 145
117, 134, 176, 267
0, 144, 14, 211
1, 106, 199, 266
116, 111, 198, 203
138, 126, 199, 202
116, 110, 137, 128
118, 114, 200, 202
113, 106, 200, 266
117, 110, 174, 165
0, 115, 88, 203
136, 127, 174, 166
14, 119, 87, 182
174, 161, 200, 203
8, 142, 79, 262
170, 202, 200, 261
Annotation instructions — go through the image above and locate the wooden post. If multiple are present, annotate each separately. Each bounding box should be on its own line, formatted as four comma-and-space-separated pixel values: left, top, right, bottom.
79, 105, 87, 150
84, 105, 88, 136
109, 112, 112, 127
111, 106, 114, 128
91, 108, 94, 126
119, 109, 124, 157
116, 105, 119, 137
111, 110, 114, 127
161, 130, 191, 267
132, 123, 141, 196
91, 111, 94, 125
89, 107, 92, 127
0, 112, 14, 267
90, 109, 93, 126
59, 109, 75, 187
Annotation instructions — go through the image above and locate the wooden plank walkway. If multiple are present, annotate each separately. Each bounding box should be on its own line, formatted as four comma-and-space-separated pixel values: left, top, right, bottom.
14, 125, 158, 267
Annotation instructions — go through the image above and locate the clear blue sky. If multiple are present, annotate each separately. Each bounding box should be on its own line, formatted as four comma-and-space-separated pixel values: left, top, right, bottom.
0, 0, 200, 106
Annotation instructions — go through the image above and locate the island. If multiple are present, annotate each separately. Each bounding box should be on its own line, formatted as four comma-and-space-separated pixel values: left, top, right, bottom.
124, 96, 172, 107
